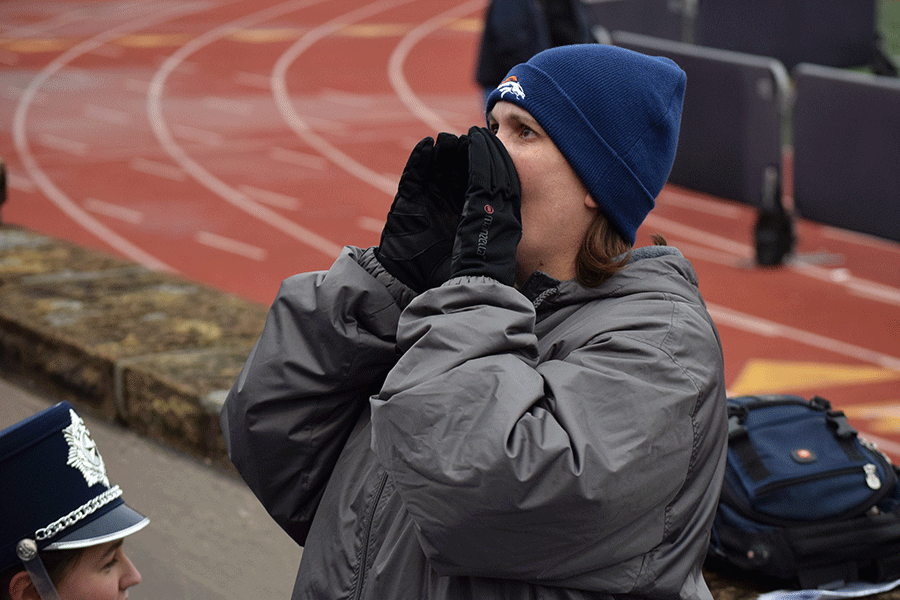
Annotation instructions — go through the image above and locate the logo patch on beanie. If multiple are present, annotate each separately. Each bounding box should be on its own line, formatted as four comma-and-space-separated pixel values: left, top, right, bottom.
497, 76, 525, 101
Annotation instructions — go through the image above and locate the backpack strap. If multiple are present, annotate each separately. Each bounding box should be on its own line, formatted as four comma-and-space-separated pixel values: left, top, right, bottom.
811, 396, 866, 462
797, 562, 858, 590
727, 406, 770, 482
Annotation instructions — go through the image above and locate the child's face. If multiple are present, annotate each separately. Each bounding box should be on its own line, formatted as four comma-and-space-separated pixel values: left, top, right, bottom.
54, 541, 141, 600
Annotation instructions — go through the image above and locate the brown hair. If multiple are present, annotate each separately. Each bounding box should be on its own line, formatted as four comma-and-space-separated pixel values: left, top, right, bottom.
1, 549, 82, 600
574, 211, 667, 288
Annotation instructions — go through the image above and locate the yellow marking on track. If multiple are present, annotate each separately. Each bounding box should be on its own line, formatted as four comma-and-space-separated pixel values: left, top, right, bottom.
1, 38, 72, 53
114, 33, 192, 48
843, 403, 900, 434
227, 28, 305, 43
337, 23, 409, 38
447, 18, 484, 33
729, 359, 900, 396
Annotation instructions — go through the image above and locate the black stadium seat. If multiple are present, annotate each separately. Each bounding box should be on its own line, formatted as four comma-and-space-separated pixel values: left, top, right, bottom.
612, 31, 788, 209
693, 0, 894, 74
792, 63, 900, 243
581, 0, 685, 42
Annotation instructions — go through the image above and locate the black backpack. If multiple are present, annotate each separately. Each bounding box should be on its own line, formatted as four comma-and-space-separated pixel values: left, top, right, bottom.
708, 394, 900, 589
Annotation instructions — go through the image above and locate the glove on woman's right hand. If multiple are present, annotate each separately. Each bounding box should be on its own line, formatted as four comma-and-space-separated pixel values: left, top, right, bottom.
450, 126, 522, 286
375, 133, 468, 293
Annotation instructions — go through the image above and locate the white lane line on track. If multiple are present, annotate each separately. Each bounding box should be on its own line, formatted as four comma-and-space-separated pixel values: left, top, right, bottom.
357, 216, 383, 233
129, 157, 187, 181
663, 241, 748, 269
237, 185, 301, 210
843, 280, 900, 305
4, 86, 46, 105
320, 89, 378, 108
387, 0, 484, 135
170, 60, 199, 76
84, 198, 145, 224
195, 230, 267, 261
36, 133, 88, 156
271, 0, 421, 198
88, 44, 125, 59
10, 1, 217, 273
645, 212, 900, 308
147, 0, 345, 260
63, 68, 91, 84
268, 147, 328, 170
203, 96, 254, 116
822, 226, 900, 255
5, 170, 36, 193
233, 71, 271, 89
84, 103, 133, 125
707, 303, 900, 372
795, 262, 900, 306
657, 187, 744, 219
1, 8, 90, 41
170, 123, 223, 147
645, 213, 754, 259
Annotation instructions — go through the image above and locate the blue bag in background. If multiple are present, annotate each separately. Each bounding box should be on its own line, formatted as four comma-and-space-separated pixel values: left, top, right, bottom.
709, 394, 900, 589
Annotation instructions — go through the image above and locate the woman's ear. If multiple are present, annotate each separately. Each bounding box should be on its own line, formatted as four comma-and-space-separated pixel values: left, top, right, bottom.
585, 192, 598, 209
8, 571, 40, 600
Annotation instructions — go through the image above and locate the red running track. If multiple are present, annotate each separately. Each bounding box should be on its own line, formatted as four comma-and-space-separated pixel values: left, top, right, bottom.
2, 0, 900, 458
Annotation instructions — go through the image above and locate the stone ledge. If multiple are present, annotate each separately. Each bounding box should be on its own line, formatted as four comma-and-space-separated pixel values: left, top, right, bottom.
0, 224, 267, 468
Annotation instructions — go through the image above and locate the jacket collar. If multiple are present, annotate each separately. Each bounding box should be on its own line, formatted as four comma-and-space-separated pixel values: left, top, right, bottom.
519, 246, 696, 313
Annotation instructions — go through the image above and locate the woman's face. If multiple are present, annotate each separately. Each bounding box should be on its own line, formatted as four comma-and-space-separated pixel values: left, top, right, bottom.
487, 101, 598, 285
54, 541, 141, 600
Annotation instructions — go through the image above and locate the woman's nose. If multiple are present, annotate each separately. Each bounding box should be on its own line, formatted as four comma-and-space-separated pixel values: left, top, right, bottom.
120, 553, 142, 589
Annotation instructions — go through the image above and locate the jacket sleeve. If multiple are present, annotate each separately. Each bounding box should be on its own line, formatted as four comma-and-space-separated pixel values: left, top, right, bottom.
221, 247, 411, 545
370, 276, 726, 587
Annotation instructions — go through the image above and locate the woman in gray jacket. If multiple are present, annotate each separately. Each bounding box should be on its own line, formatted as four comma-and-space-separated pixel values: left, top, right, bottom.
221, 44, 728, 600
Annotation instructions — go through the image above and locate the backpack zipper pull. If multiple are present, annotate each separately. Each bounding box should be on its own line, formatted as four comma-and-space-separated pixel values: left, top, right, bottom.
865, 463, 882, 490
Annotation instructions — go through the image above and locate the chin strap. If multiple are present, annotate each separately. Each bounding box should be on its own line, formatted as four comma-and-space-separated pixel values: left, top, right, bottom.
16, 539, 62, 600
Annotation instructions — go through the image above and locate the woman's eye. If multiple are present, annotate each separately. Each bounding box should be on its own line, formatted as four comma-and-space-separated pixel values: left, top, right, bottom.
103, 549, 123, 570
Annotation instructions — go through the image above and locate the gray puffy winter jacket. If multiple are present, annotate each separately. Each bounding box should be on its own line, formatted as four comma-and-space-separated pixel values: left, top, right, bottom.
221, 244, 727, 600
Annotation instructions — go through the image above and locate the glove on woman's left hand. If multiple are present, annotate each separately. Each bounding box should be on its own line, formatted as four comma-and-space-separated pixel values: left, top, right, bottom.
450, 126, 522, 286
376, 132, 469, 293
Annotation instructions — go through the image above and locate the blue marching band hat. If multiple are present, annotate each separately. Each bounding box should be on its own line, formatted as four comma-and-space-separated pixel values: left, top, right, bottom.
1, 402, 149, 587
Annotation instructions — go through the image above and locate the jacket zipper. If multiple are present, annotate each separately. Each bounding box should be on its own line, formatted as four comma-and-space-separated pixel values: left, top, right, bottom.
352, 471, 389, 600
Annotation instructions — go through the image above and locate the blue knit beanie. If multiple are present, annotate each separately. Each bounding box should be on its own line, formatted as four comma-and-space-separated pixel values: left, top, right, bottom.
485, 44, 686, 245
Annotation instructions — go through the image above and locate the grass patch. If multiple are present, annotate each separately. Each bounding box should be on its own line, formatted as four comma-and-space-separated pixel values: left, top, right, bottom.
879, 0, 900, 59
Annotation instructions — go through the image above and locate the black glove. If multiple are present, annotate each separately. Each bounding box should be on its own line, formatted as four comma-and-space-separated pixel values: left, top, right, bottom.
450, 127, 522, 286
375, 133, 469, 293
